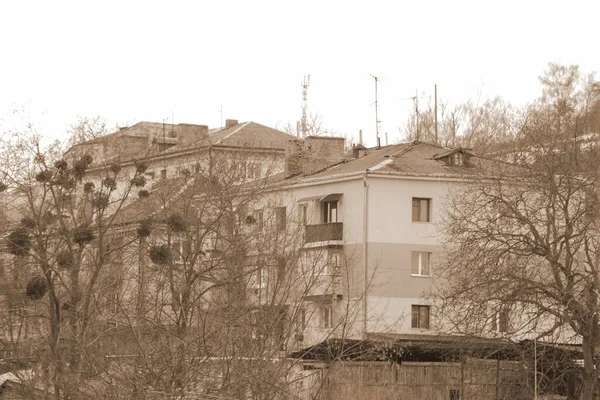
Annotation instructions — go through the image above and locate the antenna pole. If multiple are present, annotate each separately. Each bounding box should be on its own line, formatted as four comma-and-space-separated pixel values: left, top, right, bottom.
434, 84, 438, 144
415, 89, 419, 141
371, 75, 380, 147
220, 105, 223, 129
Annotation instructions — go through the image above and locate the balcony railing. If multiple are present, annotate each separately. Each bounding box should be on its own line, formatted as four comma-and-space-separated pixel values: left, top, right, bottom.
304, 223, 343, 244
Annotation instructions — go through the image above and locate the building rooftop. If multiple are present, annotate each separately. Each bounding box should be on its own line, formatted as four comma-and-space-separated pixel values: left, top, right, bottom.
304, 141, 486, 180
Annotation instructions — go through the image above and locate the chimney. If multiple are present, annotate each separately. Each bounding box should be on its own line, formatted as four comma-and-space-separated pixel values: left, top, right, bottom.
177, 124, 209, 146
359, 129, 363, 145
285, 136, 346, 177
353, 143, 367, 158
225, 119, 238, 129
285, 140, 305, 177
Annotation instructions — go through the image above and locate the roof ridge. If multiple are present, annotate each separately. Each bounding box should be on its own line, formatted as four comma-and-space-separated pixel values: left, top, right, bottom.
214, 121, 252, 145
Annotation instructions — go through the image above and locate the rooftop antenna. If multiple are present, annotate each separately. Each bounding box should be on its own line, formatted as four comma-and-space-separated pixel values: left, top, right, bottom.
414, 90, 420, 141
370, 75, 381, 147
434, 84, 438, 144
219, 105, 223, 130
301, 75, 310, 138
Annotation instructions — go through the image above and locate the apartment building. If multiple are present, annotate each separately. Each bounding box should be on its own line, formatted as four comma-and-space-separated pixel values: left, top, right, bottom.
270, 140, 478, 347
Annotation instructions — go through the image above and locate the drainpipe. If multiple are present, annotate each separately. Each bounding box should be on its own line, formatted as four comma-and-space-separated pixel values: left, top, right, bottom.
362, 170, 369, 339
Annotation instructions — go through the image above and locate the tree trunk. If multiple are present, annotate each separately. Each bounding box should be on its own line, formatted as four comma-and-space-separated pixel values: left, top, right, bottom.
580, 336, 598, 399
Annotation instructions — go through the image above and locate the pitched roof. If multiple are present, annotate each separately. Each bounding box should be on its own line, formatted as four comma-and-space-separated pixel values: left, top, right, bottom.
168, 121, 295, 151
305, 141, 483, 180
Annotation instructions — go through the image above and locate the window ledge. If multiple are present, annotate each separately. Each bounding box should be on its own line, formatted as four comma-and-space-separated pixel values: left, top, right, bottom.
411, 274, 431, 278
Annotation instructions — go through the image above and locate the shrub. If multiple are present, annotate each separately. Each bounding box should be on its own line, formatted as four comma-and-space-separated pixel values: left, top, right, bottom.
84, 182, 95, 193
130, 175, 147, 188
92, 193, 109, 209
134, 161, 148, 174
110, 163, 122, 175
7, 228, 30, 256
54, 159, 68, 171
20, 217, 36, 230
73, 154, 93, 181
138, 189, 150, 199
35, 170, 53, 183
56, 250, 73, 268
73, 226, 95, 246
166, 213, 187, 233
137, 220, 152, 238
61, 178, 75, 190
26, 277, 47, 300
0, 182, 7, 192
149, 245, 171, 265
102, 177, 117, 191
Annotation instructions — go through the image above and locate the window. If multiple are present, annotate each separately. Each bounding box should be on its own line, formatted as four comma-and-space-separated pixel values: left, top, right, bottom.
411, 305, 430, 329
412, 198, 431, 222
252, 268, 266, 289
145, 171, 155, 180
160, 169, 167, 179
321, 305, 332, 329
451, 152, 464, 166
323, 200, 338, 223
491, 306, 510, 333
194, 163, 200, 174
328, 253, 341, 276
296, 307, 307, 332
276, 207, 286, 232
277, 258, 286, 283
411, 252, 431, 276
255, 209, 264, 230
299, 204, 308, 225
247, 163, 262, 179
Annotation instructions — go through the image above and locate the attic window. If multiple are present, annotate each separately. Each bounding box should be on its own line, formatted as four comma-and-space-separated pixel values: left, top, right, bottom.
451, 152, 464, 166
434, 148, 471, 167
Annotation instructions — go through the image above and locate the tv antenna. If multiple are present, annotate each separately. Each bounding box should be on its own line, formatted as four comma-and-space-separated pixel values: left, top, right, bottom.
370, 75, 381, 147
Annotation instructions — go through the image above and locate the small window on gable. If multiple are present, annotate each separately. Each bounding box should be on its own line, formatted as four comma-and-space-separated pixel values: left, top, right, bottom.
449, 152, 464, 166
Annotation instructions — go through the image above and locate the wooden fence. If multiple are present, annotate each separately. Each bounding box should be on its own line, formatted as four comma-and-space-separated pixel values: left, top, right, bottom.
300, 358, 531, 400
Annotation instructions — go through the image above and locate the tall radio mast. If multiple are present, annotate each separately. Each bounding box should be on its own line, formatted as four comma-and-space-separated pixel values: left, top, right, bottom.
301, 75, 310, 139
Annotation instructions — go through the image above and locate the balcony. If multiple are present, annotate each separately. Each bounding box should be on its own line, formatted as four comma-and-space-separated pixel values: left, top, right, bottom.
304, 223, 343, 244
303, 275, 343, 301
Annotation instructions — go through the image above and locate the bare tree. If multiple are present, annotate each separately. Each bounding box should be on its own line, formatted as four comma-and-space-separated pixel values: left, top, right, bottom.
0, 124, 151, 398
437, 66, 600, 399
66, 116, 111, 148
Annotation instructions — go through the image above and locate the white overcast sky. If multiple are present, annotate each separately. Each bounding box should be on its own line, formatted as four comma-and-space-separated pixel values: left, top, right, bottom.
1, 0, 598, 147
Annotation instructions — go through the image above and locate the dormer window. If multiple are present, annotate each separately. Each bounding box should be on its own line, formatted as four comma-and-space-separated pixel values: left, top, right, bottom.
451, 152, 464, 166
433, 148, 471, 167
